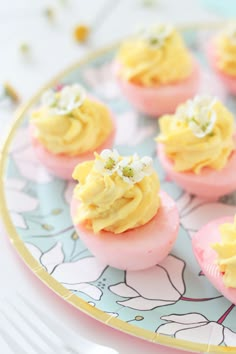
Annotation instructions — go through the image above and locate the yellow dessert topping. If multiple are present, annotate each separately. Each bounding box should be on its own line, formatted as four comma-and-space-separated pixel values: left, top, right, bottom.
216, 22, 236, 77
31, 84, 112, 156
157, 96, 235, 174
117, 23, 192, 87
212, 216, 236, 288
72, 150, 160, 234
73, 25, 90, 43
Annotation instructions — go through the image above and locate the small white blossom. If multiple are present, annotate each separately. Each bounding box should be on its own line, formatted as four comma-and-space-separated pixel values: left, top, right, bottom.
117, 154, 153, 184
140, 156, 153, 175
41, 84, 86, 115
222, 22, 236, 46
94, 150, 154, 184
139, 23, 173, 49
176, 95, 217, 138
94, 149, 120, 175
117, 157, 145, 184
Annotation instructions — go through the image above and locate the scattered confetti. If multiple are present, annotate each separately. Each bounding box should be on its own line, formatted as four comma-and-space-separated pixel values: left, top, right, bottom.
19, 42, 30, 54
43, 7, 55, 21
73, 25, 90, 43
3, 82, 20, 103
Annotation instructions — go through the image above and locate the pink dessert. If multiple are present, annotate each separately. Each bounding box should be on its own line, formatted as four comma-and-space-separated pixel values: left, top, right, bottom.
30, 123, 116, 180
192, 216, 236, 305
207, 40, 236, 95
158, 142, 236, 200
115, 58, 200, 117
71, 191, 179, 271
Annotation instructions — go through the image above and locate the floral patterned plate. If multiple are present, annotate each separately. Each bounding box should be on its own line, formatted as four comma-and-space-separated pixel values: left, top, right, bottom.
1, 25, 236, 354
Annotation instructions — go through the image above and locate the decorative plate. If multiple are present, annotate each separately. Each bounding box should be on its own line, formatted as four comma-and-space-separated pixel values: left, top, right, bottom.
1, 25, 236, 354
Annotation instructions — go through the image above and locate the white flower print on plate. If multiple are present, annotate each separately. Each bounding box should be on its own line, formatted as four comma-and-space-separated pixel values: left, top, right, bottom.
109, 255, 185, 310
10, 127, 53, 183
83, 62, 120, 100
64, 180, 76, 204
5, 178, 38, 229
115, 111, 155, 146
156, 311, 236, 346
26, 242, 107, 301
177, 192, 236, 238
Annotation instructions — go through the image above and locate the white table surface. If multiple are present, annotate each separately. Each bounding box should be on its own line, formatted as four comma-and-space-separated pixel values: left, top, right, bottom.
0, 1, 223, 353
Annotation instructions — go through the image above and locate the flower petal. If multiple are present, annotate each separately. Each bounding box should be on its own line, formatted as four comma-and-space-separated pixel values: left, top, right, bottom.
63, 282, 102, 300
115, 111, 155, 146
6, 190, 38, 213
118, 297, 174, 310
25, 242, 42, 262
176, 322, 224, 345
10, 127, 29, 153
161, 313, 208, 325
126, 262, 182, 301
157, 322, 201, 336
198, 70, 226, 101
224, 327, 236, 346
13, 158, 53, 183
177, 193, 206, 216
181, 202, 236, 233
52, 257, 107, 283
83, 63, 119, 99
10, 211, 27, 229
109, 282, 139, 298
5, 178, 26, 191
160, 255, 185, 295
64, 181, 76, 204
12, 144, 53, 183
41, 242, 64, 274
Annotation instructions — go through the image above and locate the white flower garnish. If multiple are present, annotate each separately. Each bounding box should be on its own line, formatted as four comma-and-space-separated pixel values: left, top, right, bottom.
94, 149, 120, 175
140, 156, 154, 175
139, 23, 173, 49
117, 154, 153, 184
41, 84, 86, 115
222, 22, 236, 46
176, 95, 217, 138
117, 157, 144, 184
94, 150, 154, 184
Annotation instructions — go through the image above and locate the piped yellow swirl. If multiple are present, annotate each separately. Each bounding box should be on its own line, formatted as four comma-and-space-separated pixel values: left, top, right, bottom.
157, 97, 235, 174
72, 152, 160, 234
216, 23, 236, 77
212, 216, 236, 288
31, 88, 113, 156
117, 24, 192, 87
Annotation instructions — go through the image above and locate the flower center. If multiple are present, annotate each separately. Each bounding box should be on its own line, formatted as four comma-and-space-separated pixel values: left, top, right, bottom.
149, 37, 160, 46
122, 166, 134, 178
104, 157, 116, 170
